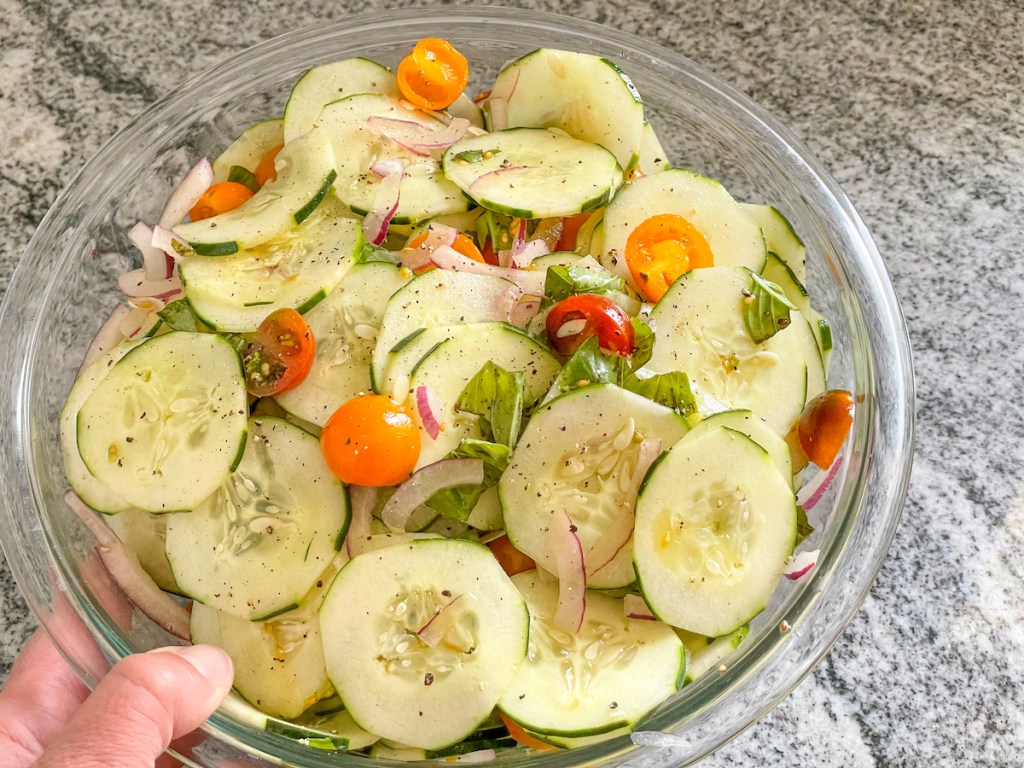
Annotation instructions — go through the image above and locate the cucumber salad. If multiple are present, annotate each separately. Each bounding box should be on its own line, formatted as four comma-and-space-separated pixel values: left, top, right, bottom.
61, 38, 854, 759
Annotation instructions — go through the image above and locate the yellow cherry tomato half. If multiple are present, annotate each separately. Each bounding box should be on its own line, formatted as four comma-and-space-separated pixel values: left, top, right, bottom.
397, 38, 470, 111
624, 213, 714, 301
188, 181, 254, 221
320, 395, 421, 487
254, 144, 283, 187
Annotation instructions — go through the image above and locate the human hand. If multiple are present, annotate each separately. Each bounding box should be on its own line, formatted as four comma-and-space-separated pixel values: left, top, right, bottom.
0, 629, 233, 768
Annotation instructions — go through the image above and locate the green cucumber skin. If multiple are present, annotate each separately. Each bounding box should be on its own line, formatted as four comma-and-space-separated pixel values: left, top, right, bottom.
294, 171, 338, 225
191, 241, 239, 256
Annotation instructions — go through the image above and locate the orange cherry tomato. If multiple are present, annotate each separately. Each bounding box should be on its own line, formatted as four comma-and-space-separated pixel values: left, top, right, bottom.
397, 38, 469, 111
255, 144, 283, 187
188, 181, 253, 221
798, 389, 855, 468
624, 213, 714, 301
499, 713, 556, 751
545, 294, 635, 357
321, 395, 421, 487
555, 213, 592, 252
243, 308, 316, 397
486, 535, 536, 577
406, 230, 485, 274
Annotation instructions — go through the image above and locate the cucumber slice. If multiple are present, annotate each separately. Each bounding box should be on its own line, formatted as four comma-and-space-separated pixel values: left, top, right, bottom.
447, 93, 485, 129
443, 128, 622, 219
218, 692, 375, 752
315, 94, 469, 224
679, 625, 748, 684
371, 269, 521, 397
165, 417, 349, 620
76, 332, 248, 513
689, 409, 793, 489
499, 384, 689, 589
212, 119, 284, 183
105, 509, 179, 593
633, 425, 796, 636
175, 132, 337, 255
276, 261, 409, 426
489, 48, 644, 172
498, 571, 683, 737
284, 58, 399, 143
466, 486, 503, 531
647, 266, 810, 436
602, 169, 768, 286
741, 203, 806, 283
761, 252, 831, 377
179, 215, 362, 332
637, 121, 671, 175
61, 340, 143, 513
319, 539, 529, 750
407, 322, 560, 467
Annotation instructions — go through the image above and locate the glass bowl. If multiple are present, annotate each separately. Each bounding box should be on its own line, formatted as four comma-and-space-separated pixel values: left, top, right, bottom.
0, 7, 913, 768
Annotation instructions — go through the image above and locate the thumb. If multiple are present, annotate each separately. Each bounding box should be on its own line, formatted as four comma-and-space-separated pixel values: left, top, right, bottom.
36, 644, 233, 768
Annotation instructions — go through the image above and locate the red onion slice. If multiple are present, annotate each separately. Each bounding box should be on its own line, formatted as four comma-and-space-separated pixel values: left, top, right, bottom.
118, 305, 156, 339
381, 459, 485, 531
796, 454, 844, 512
449, 749, 497, 764
552, 509, 586, 633
430, 245, 546, 295
510, 295, 542, 328
623, 593, 656, 620
117, 267, 183, 300
367, 115, 470, 155
511, 239, 550, 269
80, 304, 130, 371
415, 385, 444, 440
362, 164, 404, 246
65, 491, 190, 640
585, 438, 661, 576
129, 222, 171, 280
151, 224, 188, 260
400, 222, 458, 271
159, 158, 214, 229
783, 549, 820, 581
344, 485, 378, 556
497, 218, 527, 268
370, 158, 405, 178
417, 593, 478, 647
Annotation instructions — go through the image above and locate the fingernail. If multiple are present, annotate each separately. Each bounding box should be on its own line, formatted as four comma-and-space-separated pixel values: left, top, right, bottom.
152, 644, 234, 687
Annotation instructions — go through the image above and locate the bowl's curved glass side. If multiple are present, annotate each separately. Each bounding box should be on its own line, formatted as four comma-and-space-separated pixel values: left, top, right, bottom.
2, 7, 914, 768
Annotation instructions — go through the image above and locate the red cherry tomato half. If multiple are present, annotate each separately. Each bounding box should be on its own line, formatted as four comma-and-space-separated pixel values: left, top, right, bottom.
545, 294, 635, 357
243, 308, 316, 397
798, 389, 855, 468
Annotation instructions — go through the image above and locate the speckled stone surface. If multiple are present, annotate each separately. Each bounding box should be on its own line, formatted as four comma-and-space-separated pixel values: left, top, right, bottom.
1, 0, 1022, 764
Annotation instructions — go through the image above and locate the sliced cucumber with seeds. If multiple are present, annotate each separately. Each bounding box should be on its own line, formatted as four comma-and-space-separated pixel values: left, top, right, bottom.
634, 425, 796, 637
498, 571, 683, 737
407, 322, 560, 468
76, 332, 248, 513
443, 128, 622, 219
61, 340, 143, 513
276, 261, 409, 426
284, 58, 400, 143
602, 169, 767, 285
499, 384, 689, 589
180, 215, 362, 332
371, 269, 521, 397
175, 132, 337, 255
647, 266, 810, 436
689, 409, 793, 489
319, 539, 529, 750
165, 417, 349, 620
489, 48, 645, 171
316, 93, 468, 225
741, 203, 806, 283
212, 119, 284, 183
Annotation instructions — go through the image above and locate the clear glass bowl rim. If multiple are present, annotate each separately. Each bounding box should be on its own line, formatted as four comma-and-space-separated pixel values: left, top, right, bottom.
0, 6, 915, 768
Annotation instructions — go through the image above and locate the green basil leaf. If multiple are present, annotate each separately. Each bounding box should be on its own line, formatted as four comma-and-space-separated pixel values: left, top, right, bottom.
475, 210, 512, 252
556, 335, 629, 392
630, 317, 655, 370
451, 148, 500, 164
544, 265, 627, 304
157, 300, 206, 332
426, 439, 511, 521
455, 361, 533, 448
356, 242, 400, 265
743, 272, 795, 344
624, 371, 697, 416
795, 505, 814, 546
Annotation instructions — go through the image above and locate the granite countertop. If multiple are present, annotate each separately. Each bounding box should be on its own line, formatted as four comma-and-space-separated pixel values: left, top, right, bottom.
1, 0, 1022, 764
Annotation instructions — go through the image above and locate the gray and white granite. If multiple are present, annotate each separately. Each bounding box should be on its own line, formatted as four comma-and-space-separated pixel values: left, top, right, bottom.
1, 0, 1022, 765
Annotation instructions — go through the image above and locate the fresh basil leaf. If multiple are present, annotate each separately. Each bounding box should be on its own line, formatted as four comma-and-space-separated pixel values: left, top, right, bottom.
158, 300, 206, 332
624, 371, 697, 416
744, 272, 795, 344
426, 439, 511, 522
796, 505, 814, 546
356, 242, 400, 265
455, 361, 533, 448
544, 265, 627, 304
451, 148, 500, 164
227, 165, 260, 193
556, 335, 629, 392
630, 316, 655, 370
220, 332, 249, 355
